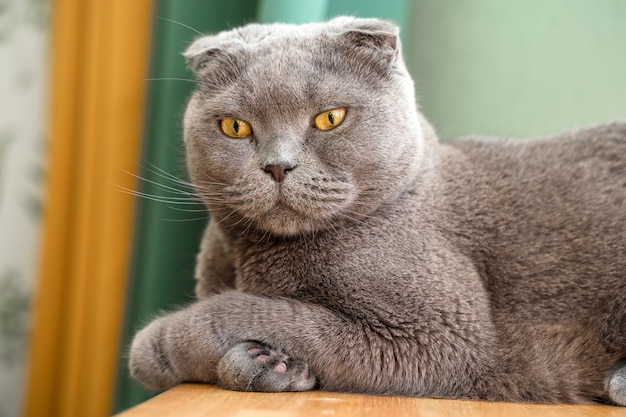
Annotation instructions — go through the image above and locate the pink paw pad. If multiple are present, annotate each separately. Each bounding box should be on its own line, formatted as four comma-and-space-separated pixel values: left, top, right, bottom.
273, 362, 287, 374
247, 346, 272, 363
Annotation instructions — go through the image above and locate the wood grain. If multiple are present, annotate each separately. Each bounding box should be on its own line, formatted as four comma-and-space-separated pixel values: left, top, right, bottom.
115, 384, 626, 417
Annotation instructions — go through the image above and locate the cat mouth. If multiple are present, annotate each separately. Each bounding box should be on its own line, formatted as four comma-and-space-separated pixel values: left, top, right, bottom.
257, 189, 356, 235
247, 190, 332, 235
222, 174, 357, 235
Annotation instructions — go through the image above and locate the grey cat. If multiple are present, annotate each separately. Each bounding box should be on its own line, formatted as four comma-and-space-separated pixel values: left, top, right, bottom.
129, 17, 626, 405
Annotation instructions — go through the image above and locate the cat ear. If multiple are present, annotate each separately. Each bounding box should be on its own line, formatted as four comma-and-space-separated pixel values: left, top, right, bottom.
183, 37, 223, 73
333, 17, 400, 67
183, 36, 242, 89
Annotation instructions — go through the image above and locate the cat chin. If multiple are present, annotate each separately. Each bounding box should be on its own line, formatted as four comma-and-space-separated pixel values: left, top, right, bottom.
261, 220, 319, 237
243, 186, 358, 236
254, 205, 336, 237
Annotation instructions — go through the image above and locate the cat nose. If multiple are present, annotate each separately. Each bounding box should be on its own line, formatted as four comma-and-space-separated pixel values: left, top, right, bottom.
263, 163, 295, 183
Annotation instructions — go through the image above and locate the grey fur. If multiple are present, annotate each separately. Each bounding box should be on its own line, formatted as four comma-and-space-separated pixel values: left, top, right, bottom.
129, 17, 626, 405
608, 361, 626, 405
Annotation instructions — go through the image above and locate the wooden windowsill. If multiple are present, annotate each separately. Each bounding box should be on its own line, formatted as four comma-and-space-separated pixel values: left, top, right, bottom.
114, 384, 626, 417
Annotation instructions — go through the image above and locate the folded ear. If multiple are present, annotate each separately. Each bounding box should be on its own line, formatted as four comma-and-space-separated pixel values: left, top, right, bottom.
183, 36, 243, 89
183, 36, 223, 73
332, 17, 401, 67
184, 38, 208, 70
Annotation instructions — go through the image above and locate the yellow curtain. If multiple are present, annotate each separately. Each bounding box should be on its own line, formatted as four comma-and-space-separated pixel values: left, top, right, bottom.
24, 0, 153, 416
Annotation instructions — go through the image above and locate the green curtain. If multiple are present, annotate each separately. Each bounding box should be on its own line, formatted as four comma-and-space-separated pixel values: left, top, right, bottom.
113, 0, 410, 412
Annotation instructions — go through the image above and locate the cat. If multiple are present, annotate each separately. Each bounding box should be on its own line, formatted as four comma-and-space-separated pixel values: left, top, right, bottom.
129, 16, 626, 405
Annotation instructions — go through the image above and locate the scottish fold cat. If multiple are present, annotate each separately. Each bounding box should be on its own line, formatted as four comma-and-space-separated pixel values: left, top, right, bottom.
129, 17, 626, 405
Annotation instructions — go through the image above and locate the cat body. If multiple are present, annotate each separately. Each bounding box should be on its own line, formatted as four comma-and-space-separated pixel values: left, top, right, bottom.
130, 17, 626, 404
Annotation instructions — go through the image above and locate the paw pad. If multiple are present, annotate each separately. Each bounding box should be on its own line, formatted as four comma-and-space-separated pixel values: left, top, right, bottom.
217, 341, 316, 392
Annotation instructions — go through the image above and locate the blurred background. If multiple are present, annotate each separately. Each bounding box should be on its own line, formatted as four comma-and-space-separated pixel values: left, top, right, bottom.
1, 0, 624, 416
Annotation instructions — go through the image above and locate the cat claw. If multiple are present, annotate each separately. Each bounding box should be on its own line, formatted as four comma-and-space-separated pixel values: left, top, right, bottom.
217, 341, 316, 392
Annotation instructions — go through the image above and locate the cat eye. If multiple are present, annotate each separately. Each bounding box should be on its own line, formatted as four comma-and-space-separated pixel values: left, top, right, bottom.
314, 107, 347, 131
220, 117, 252, 138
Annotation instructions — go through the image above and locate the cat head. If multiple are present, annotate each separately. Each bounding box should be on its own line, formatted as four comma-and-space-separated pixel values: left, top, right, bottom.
183, 17, 429, 237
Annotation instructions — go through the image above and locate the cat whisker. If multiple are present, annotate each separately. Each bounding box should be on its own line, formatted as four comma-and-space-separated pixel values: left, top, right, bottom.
146, 77, 198, 84
122, 165, 229, 212
163, 206, 209, 213
143, 162, 196, 186
195, 191, 228, 201
128, 192, 199, 205
142, 163, 226, 190
316, 217, 343, 243
113, 184, 206, 205
337, 212, 371, 229
144, 163, 222, 192
216, 207, 241, 226
242, 217, 256, 240
143, 77, 218, 93
251, 228, 272, 246
156, 16, 203, 36
123, 169, 203, 200
159, 214, 210, 222
197, 178, 229, 188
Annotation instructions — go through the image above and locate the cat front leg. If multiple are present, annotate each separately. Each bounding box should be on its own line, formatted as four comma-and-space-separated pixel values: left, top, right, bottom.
129, 314, 219, 390
129, 290, 488, 396
130, 317, 316, 392
130, 317, 315, 392
129, 291, 358, 392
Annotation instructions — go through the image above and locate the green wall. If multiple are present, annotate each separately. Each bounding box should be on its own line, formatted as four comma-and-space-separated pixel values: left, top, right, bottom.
407, 0, 626, 139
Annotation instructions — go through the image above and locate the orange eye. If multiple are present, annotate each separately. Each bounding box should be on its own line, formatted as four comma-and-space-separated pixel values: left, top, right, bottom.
314, 107, 347, 131
220, 117, 252, 138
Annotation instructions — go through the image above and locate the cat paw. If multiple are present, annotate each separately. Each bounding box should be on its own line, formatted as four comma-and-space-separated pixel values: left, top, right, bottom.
129, 317, 181, 390
217, 341, 316, 392
607, 359, 626, 406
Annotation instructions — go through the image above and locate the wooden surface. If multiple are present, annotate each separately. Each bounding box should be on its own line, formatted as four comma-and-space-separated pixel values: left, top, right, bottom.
115, 384, 626, 417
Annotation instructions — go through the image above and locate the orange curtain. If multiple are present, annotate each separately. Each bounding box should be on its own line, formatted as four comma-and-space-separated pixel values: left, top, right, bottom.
24, 0, 153, 416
